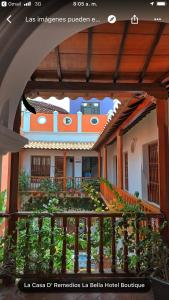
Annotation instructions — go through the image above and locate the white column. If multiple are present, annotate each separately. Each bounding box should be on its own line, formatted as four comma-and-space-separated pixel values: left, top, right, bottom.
50, 156, 55, 177
77, 111, 82, 133
53, 111, 58, 132
23, 111, 30, 132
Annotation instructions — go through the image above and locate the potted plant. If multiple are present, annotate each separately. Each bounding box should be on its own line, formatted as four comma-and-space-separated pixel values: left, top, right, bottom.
149, 237, 169, 300
138, 220, 169, 300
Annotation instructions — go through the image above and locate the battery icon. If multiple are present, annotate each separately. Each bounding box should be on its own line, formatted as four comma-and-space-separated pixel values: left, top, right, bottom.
156, 1, 167, 5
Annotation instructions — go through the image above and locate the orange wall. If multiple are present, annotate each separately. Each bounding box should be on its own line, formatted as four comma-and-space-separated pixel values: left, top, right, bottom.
82, 115, 107, 132
58, 114, 77, 132
1, 153, 10, 192
29, 113, 107, 133
30, 113, 53, 131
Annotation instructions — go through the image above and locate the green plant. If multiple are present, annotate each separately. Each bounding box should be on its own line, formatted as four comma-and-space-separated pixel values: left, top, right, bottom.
0, 191, 6, 225
134, 191, 140, 198
138, 220, 169, 281
100, 178, 169, 277
39, 178, 60, 194
18, 172, 30, 191
0, 198, 87, 277
82, 181, 106, 212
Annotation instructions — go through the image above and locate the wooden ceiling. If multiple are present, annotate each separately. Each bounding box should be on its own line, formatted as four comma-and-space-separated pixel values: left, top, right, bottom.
25, 21, 169, 100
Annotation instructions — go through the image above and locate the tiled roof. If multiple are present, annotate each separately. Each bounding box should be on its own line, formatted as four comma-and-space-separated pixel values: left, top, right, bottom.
24, 141, 94, 150
27, 100, 68, 114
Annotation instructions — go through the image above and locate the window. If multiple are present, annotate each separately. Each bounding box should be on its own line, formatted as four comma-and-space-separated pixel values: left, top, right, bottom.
38, 116, 47, 125
31, 156, 50, 177
63, 116, 72, 125
82, 157, 98, 177
55, 157, 64, 177
90, 117, 99, 125
81, 102, 100, 114
124, 152, 128, 191
148, 142, 159, 204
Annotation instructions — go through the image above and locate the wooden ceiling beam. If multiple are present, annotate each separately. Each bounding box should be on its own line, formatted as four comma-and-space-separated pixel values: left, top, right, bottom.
55, 46, 62, 82
25, 81, 168, 99
86, 27, 93, 82
31, 70, 165, 82
139, 23, 165, 83
113, 21, 130, 83
155, 70, 169, 83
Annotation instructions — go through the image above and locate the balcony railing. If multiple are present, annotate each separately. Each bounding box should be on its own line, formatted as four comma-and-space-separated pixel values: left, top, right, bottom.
19, 176, 99, 193
0, 211, 164, 281
100, 181, 160, 213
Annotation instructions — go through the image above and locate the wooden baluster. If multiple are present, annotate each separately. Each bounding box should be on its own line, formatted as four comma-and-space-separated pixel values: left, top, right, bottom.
136, 216, 140, 273
99, 216, 104, 273
87, 217, 91, 274
123, 219, 128, 273
111, 216, 116, 273
24, 218, 30, 274
37, 217, 43, 273
61, 216, 67, 273
74, 217, 79, 273
49, 216, 55, 273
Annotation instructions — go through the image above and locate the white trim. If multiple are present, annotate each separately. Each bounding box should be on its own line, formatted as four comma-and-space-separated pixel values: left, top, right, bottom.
38, 116, 47, 125
63, 116, 72, 125
90, 117, 99, 125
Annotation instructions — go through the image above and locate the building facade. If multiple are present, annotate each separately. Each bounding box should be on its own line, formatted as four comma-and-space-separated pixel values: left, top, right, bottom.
19, 101, 109, 183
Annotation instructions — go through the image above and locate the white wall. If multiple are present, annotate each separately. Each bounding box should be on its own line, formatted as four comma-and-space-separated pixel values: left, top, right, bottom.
123, 109, 158, 198
107, 144, 114, 183
21, 149, 98, 178
107, 109, 158, 199
107, 142, 117, 184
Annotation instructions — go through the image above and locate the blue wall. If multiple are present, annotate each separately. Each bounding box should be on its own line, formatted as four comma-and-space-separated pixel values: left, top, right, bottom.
70, 97, 115, 114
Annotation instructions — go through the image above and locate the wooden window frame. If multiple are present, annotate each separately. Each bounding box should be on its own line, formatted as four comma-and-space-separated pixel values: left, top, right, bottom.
124, 152, 129, 191
148, 141, 159, 205
31, 155, 51, 177
81, 102, 100, 115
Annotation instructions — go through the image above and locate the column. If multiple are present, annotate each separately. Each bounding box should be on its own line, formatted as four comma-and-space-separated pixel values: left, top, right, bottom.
77, 111, 82, 133
23, 111, 30, 132
50, 156, 55, 177
53, 111, 58, 132
117, 130, 123, 189
98, 151, 101, 178
63, 151, 67, 191
103, 146, 107, 180
157, 98, 169, 243
4, 103, 21, 285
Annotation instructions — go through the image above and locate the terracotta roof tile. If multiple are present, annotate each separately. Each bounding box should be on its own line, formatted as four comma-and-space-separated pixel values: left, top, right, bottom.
27, 100, 68, 114
24, 141, 94, 150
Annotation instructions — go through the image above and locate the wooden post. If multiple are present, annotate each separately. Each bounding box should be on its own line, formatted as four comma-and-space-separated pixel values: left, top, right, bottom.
103, 146, 107, 180
63, 151, 67, 191
98, 151, 101, 178
3, 103, 21, 285
156, 98, 169, 243
117, 130, 123, 189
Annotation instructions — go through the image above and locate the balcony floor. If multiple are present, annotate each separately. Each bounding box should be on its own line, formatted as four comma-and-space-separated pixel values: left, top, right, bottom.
0, 286, 154, 300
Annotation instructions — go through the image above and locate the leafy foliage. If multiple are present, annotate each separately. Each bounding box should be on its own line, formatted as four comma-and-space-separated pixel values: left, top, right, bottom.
1, 179, 169, 281
18, 172, 30, 191
38, 178, 60, 194
0, 191, 6, 225
82, 181, 106, 212
100, 178, 169, 280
